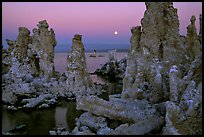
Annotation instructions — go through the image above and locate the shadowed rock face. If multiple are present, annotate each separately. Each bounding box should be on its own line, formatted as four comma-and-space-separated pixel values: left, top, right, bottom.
199, 14, 202, 36
2, 46, 11, 74
198, 14, 202, 45
15, 27, 31, 62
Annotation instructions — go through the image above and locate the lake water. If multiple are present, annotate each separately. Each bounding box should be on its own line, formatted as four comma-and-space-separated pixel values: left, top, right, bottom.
54, 51, 127, 84
2, 101, 83, 135
2, 51, 127, 135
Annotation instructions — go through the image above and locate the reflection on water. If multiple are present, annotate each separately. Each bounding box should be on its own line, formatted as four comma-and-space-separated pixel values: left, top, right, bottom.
54, 52, 127, 74
2, 81, 122, 135
55, 107, 68, 129
2, 108, 55, 135
2, 101, 83, 135
54, 100, 84, 132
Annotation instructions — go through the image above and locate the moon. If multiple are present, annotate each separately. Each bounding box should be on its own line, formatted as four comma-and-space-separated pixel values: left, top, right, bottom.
114, 31, 118, 35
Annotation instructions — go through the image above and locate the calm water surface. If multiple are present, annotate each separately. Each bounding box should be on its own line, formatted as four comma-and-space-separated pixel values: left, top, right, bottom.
2, 51, 127, 135
2, 101, 83, 135
54, 52, 127, 73
55, 51, 127, 84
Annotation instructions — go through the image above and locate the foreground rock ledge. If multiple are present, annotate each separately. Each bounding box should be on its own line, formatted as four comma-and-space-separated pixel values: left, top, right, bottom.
76, 95, 164, 134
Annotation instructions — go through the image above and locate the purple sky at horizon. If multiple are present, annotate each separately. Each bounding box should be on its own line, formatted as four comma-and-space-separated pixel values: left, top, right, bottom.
2, 2, 202, 51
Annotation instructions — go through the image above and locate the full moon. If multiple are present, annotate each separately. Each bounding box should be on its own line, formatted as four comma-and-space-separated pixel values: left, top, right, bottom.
114, 31, 118, 35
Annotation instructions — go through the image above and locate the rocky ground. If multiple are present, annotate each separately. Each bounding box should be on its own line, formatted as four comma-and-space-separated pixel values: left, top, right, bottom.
2, 23, 104, 111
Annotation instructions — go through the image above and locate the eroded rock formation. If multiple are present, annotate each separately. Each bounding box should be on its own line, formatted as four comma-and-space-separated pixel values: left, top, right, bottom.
13, 27, 31, 62
122, 2, 202, 135
64, 34, 94, 97
199, 14, 202, 37
75, 95, 164, 135
2, 46, 11, 74
122, 2, 190, 103
5, 20, 57, 79
74, 2, 202, 135
122, 26, 145, 100
185, 16, 201, 62
76, 95, 162, 123
29, 20, 57, 78
2, 20, 60, 107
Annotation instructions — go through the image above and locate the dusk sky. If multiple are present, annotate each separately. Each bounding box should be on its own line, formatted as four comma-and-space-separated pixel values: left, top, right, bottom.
2, 2, 202, 51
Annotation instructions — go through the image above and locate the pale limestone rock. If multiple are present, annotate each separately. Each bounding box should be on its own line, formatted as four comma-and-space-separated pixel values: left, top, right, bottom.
2, 20, 59, 106
75, 95, 165, 135
122, 26, 142, 93
2, 79, 36, 105
141, 2, 185, 103
49, 128, 69, 135
185, 16, 201, 61
2, 56, 37, 89
179, 81, 202, 116
163, 96, 202, 135
97, 127, 113, 135
108, 115, 164, 135
162, 101, 181, 135
122, 26, 150, 101
65, 34, 93, 96
76, 95, 159, 123
140, 2, 182, 67
31, 20, 57, 78
120, 3, 202, 134
3, 20, 57, 78
169, 65, 180, 103
22, 93, 53, 108
122, 2, 186, 103
71, 126, 95, 135
163, 61, 202, 134
76, 112, 107, 131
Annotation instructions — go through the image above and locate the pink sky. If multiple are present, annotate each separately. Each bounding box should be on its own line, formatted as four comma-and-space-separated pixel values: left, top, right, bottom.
2, 2, 202, 51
